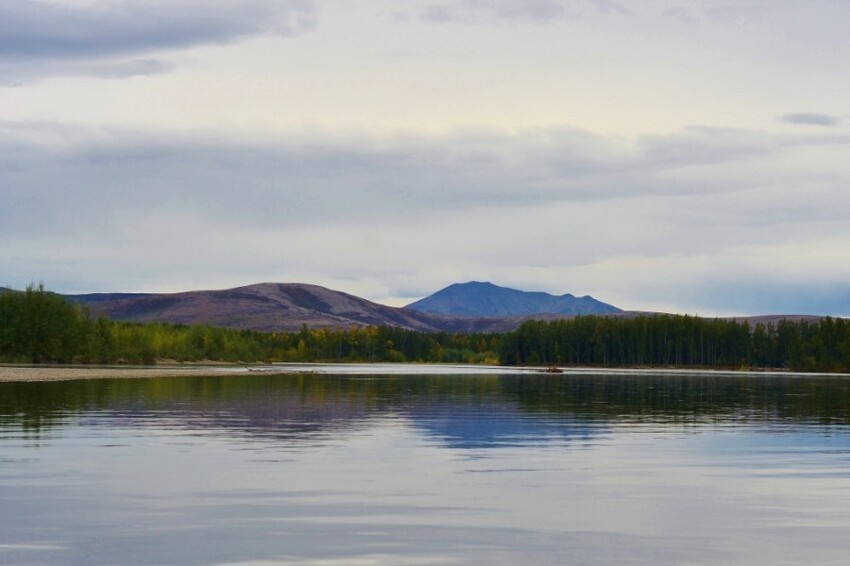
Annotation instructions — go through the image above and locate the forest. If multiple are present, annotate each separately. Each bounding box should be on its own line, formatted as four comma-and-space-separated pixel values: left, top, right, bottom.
500, 315, 850, 372
2, 284, 849, 372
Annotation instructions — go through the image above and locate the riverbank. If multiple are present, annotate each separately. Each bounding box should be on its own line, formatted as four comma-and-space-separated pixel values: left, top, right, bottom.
0, 362, 526, 382
0, 365, 257, 382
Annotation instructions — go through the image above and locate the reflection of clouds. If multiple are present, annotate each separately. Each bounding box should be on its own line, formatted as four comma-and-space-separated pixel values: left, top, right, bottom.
409, 405, 605, 449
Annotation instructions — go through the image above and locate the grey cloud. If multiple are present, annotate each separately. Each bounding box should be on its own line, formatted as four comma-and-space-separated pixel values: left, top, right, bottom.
0, 124, 682, 241
0, 58, 173, 86
6, 123, 850, 244
591, 0, 631, 16
0, 137, 532, 237
703, 2, 779, 23
778, 112, 840, 127
0, 0, 315, 81
3, 121, 848, 243
635, 126, 777, 170
664, 1, 781, 24
662, 7, 696, 23
419, 0, 626, 24
0, 1, 315, 58
55, 58, 174, 79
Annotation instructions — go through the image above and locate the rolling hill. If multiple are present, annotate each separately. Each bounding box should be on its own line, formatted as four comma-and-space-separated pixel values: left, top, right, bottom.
67, 283, 450, 332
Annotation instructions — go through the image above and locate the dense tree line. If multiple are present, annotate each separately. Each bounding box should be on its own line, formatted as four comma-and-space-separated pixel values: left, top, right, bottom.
499, 315, 850, 372
2, 285, 849, 372
0, 284, 101, 363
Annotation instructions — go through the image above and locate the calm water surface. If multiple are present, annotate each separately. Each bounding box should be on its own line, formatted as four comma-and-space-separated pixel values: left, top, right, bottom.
2, 369, 850, 565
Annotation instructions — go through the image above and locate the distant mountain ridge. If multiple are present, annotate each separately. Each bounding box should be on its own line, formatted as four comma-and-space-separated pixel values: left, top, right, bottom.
37, 281, 836, 333
405, 281, 621, 317
64, 281, 622, 333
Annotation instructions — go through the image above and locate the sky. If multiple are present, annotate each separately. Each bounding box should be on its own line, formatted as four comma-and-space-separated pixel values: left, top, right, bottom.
2, 0, 849, 316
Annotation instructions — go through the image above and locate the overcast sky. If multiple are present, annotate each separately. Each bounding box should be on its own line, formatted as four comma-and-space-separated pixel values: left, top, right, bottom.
2, 0, 849, 316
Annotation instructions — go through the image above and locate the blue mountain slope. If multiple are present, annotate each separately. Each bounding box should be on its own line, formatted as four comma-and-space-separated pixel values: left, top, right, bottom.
405, 281, 621, 317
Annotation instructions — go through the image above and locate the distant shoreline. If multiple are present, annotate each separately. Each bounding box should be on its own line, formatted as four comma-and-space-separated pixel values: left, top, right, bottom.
3, 363, 850, 383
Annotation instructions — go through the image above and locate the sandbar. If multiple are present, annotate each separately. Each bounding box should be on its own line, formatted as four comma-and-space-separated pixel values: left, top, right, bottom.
0, 365, 262, 383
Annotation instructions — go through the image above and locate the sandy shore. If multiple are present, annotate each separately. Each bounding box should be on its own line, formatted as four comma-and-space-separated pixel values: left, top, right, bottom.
3, 363, 845, 383
0, 365, 273, 383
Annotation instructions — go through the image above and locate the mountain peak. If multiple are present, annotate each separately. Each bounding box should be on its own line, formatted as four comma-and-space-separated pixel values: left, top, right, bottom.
406, 281, 620, 318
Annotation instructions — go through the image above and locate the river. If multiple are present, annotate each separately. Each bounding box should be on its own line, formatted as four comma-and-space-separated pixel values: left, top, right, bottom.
1, 368, 849, 564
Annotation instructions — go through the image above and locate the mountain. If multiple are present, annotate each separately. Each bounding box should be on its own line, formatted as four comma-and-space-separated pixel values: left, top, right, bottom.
405, 281, 621, 317
67, 283, 454, 333
54, 282, 836, 334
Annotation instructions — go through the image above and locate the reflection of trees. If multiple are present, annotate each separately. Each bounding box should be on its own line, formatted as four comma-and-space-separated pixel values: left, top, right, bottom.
2, 374, 849, 440
506, 374, 850, 425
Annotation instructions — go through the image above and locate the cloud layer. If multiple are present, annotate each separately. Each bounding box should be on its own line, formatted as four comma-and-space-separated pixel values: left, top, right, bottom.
2, 121, 849, 314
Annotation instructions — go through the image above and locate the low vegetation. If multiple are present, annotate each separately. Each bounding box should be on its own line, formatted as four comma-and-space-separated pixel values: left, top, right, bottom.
2, 284, 849, 372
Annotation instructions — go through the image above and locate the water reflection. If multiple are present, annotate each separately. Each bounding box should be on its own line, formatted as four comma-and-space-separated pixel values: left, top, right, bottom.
1, 372, 850, 565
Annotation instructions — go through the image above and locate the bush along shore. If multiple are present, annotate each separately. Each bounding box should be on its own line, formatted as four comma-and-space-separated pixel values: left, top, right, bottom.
1, 284, 849, 372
